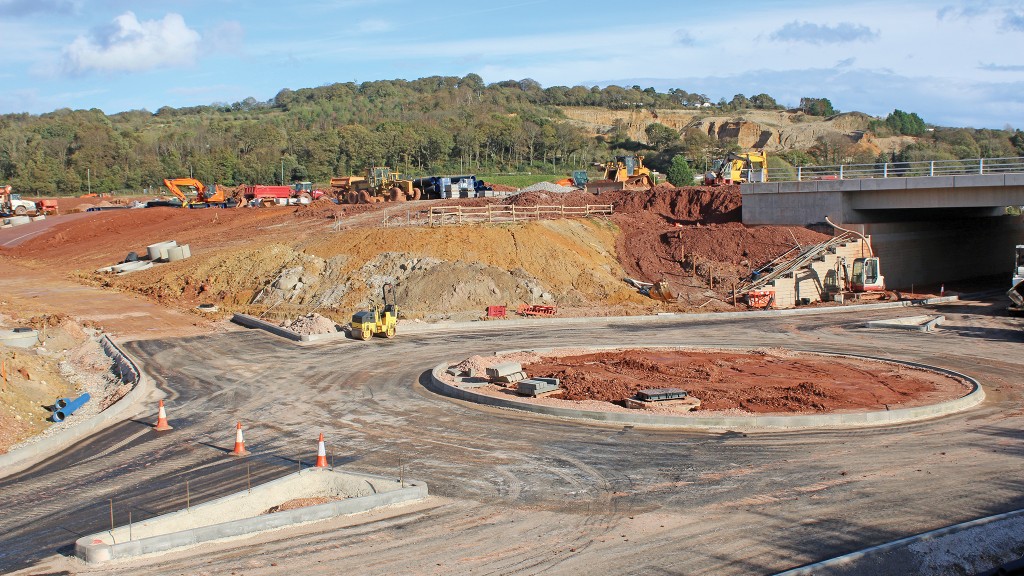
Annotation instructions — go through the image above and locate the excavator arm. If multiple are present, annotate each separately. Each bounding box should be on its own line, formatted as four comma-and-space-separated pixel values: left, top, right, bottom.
163, 178, 206, 207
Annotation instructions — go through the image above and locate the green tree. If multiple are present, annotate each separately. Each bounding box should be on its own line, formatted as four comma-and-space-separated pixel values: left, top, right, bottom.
884, 109, 926, 136
799, 97, 836, 116
644, 123, 679, 149
666, 154, 695, 186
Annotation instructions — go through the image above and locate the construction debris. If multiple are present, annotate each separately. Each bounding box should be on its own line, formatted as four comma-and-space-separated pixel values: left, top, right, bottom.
282, 313, 340, 335
516, 378, 560, 397
517, 304, 556, 317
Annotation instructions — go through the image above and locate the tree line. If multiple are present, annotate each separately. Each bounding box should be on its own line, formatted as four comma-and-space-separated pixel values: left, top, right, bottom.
0, 75, 1021, 195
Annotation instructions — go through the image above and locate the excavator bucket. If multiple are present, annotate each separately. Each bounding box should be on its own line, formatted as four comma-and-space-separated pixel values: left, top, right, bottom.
650, 280, 676, 302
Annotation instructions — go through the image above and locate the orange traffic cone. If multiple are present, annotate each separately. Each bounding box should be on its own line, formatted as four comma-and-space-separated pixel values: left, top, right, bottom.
154, 399, 173, 431
230, 421, 249, 456
315, 432, 328, 468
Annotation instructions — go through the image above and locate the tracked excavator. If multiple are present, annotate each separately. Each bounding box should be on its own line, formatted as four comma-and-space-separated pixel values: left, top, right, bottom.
704, 151, 768, 185
163, 178, 236, 208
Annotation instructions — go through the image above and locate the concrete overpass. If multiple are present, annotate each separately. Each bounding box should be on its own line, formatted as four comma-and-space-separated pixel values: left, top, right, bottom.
741, 157, 1024, 288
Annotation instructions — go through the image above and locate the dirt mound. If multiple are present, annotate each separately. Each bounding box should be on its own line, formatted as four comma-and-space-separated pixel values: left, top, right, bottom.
604, 186, 829, 300
506, 190, 598, 207
523, 349, 971, 414
485, 182, 517, 192
283, 313, 340, 335
609, 185, 742, 224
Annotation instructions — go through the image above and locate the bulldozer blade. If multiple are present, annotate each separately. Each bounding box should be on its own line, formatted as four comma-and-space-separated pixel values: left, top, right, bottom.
585, 180, 624, 194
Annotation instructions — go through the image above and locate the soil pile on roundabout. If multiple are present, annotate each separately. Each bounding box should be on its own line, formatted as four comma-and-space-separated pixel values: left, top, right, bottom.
522, 348, 972, 414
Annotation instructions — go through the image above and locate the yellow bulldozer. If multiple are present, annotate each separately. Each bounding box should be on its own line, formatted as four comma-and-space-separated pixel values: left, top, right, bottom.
586, 155, 655, 193
351, 283, 399, 340
332, 167, 420, 204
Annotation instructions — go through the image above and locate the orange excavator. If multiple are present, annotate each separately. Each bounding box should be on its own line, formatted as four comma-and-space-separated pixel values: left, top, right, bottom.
162, 178, 236, 208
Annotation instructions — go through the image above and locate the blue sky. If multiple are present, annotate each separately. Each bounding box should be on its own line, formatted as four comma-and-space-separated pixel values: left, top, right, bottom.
1, 0, 1022, 128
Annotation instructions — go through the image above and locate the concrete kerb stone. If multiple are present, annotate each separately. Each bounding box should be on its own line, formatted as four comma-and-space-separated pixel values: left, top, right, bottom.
231, 296, 962, 346
865, 315, 945, 332
428, 346, 985, 432
75, 468, 428, 564
776, 508, 1024, 576
0, 335, 155, 479
230, 313, 348, 344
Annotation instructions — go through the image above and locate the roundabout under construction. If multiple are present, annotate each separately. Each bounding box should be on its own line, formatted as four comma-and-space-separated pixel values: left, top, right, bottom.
1, 295, 1022, 575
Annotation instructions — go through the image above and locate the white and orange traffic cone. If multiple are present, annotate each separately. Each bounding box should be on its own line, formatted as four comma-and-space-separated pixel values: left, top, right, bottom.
229, 421, 249, 456
154, 399, 173, 431
315, 432, 328, 468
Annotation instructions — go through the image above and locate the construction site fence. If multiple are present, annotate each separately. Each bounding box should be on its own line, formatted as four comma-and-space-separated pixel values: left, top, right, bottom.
382, 204, 614, 227
778, 156, 1024, 182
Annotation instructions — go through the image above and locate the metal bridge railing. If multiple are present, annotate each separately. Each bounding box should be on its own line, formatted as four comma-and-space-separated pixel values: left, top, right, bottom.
780, 156, 1024, 182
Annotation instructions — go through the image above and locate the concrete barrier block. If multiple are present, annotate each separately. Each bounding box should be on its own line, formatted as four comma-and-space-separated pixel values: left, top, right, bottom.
777, 181, 818, 193
486, 362, 522, 378
905, 176, 955, 189
952, 174, 1004, 188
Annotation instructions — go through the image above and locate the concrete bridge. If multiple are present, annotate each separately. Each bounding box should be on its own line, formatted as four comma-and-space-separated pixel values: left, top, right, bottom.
741, 157, 1024, 288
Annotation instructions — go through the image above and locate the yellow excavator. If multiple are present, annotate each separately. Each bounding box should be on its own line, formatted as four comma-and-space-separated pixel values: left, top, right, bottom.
704, 151, 768, 185
163, 178, 235, 208
351, 283, 399, 340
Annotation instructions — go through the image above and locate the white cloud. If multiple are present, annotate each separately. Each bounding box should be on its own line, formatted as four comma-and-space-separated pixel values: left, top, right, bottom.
770, 21, 878, 44
358, 19, 393, 33
62, 12, 201, 74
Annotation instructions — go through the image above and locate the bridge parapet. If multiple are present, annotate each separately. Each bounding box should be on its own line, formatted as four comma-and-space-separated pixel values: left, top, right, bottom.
780, 156, 1024, 182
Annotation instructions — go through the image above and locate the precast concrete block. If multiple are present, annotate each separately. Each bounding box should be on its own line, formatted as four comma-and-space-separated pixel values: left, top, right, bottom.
741, 183, 779, 195
1004, 173, 1024, 186
777, 181, 817, 193
905, 176, 954, 189
859, 178, 906, 191
952, 174, 1004, 188
486, 362, 523, 379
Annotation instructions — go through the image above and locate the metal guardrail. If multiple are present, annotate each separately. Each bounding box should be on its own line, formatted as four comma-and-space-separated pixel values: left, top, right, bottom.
775, 156, 1024, 182
383, 204, 614, 227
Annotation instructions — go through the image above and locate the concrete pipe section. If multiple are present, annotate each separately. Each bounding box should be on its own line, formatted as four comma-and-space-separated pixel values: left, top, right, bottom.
1, 299, 1023, 575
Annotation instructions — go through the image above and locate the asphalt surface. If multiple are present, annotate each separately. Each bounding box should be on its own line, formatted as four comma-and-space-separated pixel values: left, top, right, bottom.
2, 299, 1023, 575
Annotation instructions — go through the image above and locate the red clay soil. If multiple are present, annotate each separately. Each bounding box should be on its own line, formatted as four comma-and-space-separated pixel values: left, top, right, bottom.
523, 349, 971, 414
606, 185, 831, 287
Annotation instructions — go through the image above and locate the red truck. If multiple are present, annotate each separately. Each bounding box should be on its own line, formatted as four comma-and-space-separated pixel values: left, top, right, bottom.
242, 182, 323, 206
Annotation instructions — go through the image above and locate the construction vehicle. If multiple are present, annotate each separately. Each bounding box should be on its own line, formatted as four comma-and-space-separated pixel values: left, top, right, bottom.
332, 167, 420, 204
163, 178, 236, 208
554, 170, 590, 190
242, 182, 322, 207
351, 283, 399, 340
704, 151, 768, 185
587, 156, 655, 193
1007, 245, 1024, 316
0, 185, 39, 216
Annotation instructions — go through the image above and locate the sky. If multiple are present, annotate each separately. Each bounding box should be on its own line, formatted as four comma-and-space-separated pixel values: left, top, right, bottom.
1, 0, 1023, 128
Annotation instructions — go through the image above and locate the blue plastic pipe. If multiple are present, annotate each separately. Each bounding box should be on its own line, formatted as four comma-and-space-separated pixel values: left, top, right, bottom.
51, 392, 90, 422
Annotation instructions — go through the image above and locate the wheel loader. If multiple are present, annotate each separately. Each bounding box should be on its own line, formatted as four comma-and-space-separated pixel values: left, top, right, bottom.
351, 283, 399, 340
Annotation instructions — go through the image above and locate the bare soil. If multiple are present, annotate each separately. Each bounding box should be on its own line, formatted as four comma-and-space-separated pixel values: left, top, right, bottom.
503, 348, 974, 415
